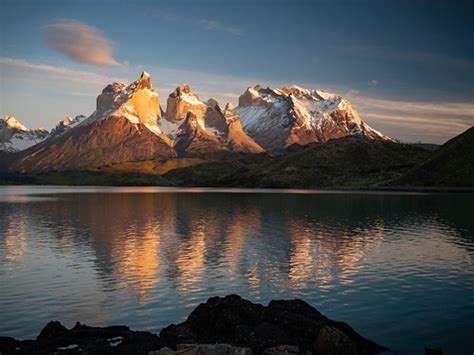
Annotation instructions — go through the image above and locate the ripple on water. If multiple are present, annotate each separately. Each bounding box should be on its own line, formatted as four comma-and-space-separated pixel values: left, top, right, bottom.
0, 187, 473, 354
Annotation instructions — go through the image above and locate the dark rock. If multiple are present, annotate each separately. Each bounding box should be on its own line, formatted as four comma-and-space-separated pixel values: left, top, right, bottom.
326, 320, 386, 354
0, 336, 22, 354
36, 320, 68, 342
159, 295, 388, 354
0, 295, 388, 355
314, 326, 358, 355
425, 347, 443, 355
262, 345, 300, 354
176, 344, 252, 354
159, 324, 198, 348
149, 347, 175, 354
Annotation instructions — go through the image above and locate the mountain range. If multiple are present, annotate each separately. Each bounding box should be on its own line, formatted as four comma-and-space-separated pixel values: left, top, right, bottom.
1, 72, 390, 167
1, 72, 472, 188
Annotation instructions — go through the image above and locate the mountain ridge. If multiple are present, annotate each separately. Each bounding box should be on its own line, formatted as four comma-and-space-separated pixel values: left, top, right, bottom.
2, 71, 396, 174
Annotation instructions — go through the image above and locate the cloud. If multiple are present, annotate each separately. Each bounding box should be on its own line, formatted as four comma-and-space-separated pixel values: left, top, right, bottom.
0, 57, 124, 85
197, 19, 243, 35
146, 11, 243, 36
43, 20, 119, 66
353, 95, 474, 117
348, 93, 474, 143
369, 80, 378, 86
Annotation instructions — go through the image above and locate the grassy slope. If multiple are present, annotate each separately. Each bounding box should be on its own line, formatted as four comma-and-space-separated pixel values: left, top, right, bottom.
94, 157, 208, 174
393, 127, 474, 187
163, 138, 433, 188
0, 171, 174, 186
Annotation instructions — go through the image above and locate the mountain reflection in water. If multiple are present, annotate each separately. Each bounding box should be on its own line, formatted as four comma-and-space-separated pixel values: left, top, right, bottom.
0, 187, 473, 353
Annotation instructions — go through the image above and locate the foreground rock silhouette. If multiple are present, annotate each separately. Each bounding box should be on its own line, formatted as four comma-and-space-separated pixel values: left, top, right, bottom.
0, 295, 388, 354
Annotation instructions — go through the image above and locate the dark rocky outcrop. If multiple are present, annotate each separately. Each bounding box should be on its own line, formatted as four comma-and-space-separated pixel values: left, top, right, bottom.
0, 295, 388, 355
0, 322, 163, 354
160, 295, 386, 354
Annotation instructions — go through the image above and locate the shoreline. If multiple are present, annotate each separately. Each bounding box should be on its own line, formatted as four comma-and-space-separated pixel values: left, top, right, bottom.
1, 183, 474, 194
0, 295, 388, 355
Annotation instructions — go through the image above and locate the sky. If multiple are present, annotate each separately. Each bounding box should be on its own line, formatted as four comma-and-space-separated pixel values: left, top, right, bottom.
0, 0, 473, 143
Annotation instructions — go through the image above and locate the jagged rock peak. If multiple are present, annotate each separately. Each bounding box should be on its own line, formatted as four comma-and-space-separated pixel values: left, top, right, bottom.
0, 116, 49, 152
235, 83, 393, 151
165, 84, 207, 122
184, 111, 205, 129
238, 85, 269, 107
206, 98, 221, 110
169, 84, 200, 100
101, 82, 126, 94
2, 116, 29, 131
131, 71, 154, 91
94, 71, 162, 127
138, 71, 154, 90
51, 115, 87, 137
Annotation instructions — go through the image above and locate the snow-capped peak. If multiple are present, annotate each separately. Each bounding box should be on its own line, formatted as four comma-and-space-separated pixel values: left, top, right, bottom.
0, 116, 49, 152
51, 115, 86, 137
165, 84, 208, 123
79, 72, 163, 137
174, 84, 202, 105
234, 84, 393, 150
3, 116, 29, 131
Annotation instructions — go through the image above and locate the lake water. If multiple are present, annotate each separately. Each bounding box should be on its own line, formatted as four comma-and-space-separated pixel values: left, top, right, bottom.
0, 186, 473, 354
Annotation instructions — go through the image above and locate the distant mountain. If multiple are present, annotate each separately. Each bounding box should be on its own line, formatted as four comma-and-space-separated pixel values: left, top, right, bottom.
12, 73, 176, 172
5, 71, 398, 174
393, 127, 474, 187
0, 116, 49, 152
162, 85, 264, 157
234, 85, 392, 151
50, 115, 87, 137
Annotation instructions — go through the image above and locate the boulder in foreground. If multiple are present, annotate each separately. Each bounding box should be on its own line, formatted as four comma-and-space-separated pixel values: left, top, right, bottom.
0, 294, 388, 354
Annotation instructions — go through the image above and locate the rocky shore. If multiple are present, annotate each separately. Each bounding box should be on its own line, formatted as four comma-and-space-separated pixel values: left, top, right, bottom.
0, 295, 388, 355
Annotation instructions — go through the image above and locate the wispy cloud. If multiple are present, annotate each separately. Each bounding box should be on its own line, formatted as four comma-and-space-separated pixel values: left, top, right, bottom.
43, 20, 119, 66
0, 57, 132, 129
0, 57, 124, 85
197, 19, 243, 35
348, 94, 474, 142
147, 11, 243, 36
353, 96, 474, 117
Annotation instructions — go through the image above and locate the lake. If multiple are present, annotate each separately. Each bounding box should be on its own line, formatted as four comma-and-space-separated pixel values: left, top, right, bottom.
0, 186, 473, 354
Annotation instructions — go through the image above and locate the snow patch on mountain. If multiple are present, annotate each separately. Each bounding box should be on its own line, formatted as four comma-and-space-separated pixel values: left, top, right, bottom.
80, 72, 164, 138
235, 85, 392, 150
51, 115, 86, 137
0, 116, 49, 152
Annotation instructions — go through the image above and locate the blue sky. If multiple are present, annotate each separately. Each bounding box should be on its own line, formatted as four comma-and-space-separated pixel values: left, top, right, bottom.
1, 0, 473, 143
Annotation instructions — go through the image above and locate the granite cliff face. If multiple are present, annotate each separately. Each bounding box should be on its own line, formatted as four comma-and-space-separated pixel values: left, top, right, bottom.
165, 84, 208, 122
12, 73, 176, 172
162, 85, 264, 157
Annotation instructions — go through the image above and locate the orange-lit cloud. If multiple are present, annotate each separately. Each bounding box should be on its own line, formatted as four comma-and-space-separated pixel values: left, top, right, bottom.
43, 20, 119, 66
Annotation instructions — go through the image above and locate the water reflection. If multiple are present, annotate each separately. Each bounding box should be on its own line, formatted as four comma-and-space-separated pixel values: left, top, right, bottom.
0, 188, 473, 353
